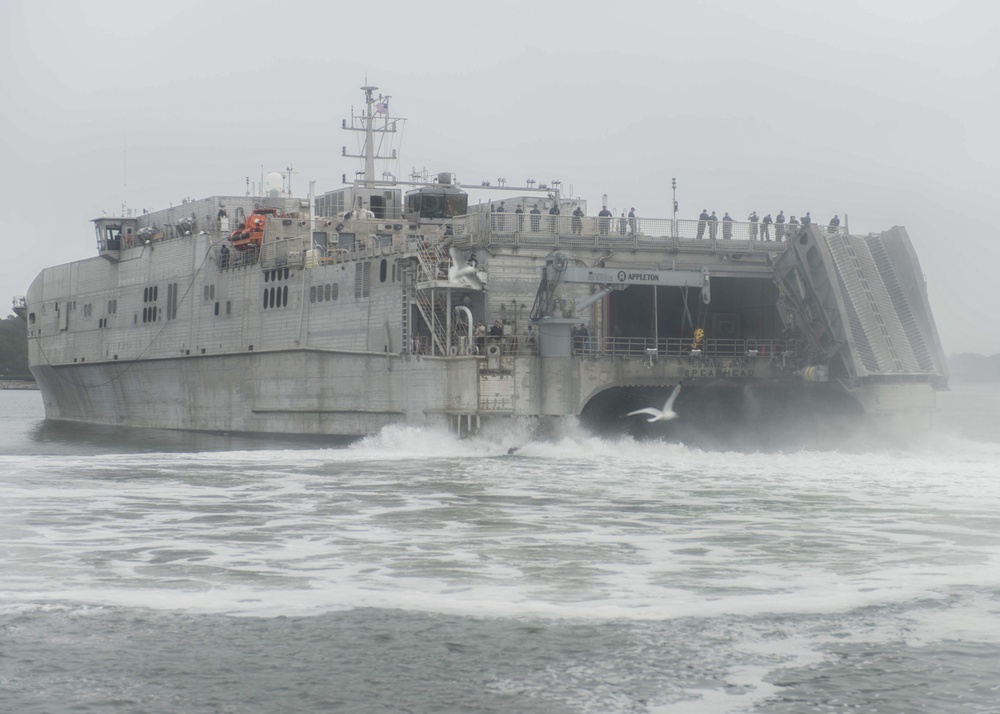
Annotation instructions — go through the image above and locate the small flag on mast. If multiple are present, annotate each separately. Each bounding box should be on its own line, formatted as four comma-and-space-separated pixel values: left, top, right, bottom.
375, 100, 388, 114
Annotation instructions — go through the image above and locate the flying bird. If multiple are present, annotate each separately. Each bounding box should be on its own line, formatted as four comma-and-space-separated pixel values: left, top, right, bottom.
448, 247, 483, 290
626, 383, 682, 422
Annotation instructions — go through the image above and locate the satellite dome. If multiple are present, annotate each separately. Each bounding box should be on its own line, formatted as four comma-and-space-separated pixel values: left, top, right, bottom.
265, 172, 284, 194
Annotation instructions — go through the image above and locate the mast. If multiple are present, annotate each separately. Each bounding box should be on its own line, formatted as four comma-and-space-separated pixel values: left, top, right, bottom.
362, 85, 376, 182
342, 84, 402, 186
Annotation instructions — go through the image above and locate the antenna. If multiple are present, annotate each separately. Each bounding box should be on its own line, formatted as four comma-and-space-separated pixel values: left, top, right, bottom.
342, 84, 405, 186
122, 128, 127, 216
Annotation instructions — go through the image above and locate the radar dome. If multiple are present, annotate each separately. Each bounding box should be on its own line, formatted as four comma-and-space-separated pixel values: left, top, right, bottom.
265, 172, 284, 194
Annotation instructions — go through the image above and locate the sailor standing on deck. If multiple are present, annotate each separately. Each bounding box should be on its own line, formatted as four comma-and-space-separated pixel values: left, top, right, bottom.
748, 211, 759, 239
475, 322, 486, 353
775, 211, 786, 241
548, 203, 560, 232
530, 205, 541, 231
628, 207, 636, 235
572, 206, 584, 235
722, 212, 734, 239
598, 206, 613, 236
697, 209, 709, 239
709, 211, 718, 239
827, 214, 840, 233
761, 213, 773, 241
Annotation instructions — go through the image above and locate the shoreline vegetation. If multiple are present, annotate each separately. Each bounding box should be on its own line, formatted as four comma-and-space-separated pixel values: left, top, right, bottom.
0, 380, 38, 389
949, 353, 1000, 382
1, 314, 31, 382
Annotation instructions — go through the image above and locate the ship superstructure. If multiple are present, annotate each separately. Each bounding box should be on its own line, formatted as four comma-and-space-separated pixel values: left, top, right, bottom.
18, 86, 949, 443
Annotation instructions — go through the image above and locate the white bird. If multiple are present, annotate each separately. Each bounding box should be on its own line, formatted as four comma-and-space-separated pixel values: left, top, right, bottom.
448, 247, 483, 290
627, 384, 682, 422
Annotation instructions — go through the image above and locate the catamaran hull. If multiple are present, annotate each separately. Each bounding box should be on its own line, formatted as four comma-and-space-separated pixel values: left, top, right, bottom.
30, 347, 937, 443
32, 350, 479, 436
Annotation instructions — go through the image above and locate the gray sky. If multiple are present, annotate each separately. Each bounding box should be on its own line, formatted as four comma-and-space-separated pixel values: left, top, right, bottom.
3, 0, 998, 354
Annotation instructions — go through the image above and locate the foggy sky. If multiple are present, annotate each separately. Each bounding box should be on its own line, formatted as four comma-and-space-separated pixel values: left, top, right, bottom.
2, 0, 998, 354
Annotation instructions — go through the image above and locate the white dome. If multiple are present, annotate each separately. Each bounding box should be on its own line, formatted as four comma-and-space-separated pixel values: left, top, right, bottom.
265, 172, 284, 193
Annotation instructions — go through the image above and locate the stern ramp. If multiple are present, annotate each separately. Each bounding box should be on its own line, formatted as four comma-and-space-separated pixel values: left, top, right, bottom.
773, 226, 948, 383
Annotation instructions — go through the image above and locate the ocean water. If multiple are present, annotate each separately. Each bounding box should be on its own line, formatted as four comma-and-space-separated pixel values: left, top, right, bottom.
2, 386, 1000, 713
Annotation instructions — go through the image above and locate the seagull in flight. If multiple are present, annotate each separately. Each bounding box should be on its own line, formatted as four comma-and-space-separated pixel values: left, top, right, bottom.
626, 384, 682, 422
448, 247, 483, 290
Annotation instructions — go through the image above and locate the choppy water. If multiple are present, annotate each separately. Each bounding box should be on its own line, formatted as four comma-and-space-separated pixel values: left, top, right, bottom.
2, 386, 1000, 713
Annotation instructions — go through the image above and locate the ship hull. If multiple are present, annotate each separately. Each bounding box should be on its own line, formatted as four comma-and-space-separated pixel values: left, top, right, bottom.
30, 346, 937, 446
32, 349, 481, 436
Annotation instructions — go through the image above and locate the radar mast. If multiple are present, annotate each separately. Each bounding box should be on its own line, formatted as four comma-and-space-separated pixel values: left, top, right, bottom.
342, 85, 403, 185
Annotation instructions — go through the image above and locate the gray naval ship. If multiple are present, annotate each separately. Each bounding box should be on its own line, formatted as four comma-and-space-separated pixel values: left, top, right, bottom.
17, 86, 949, 446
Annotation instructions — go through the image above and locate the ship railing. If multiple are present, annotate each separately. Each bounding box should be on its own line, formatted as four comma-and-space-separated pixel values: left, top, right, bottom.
260, 232, 409, 269
575, 336, 789, 359
466, 332, 538, 357
478, 395, 514, 412
459, 335, 786, 359
214, 245, 259, 270
451, 214, 847, 252
412, 288, 451, 357
414, 236, 450, 282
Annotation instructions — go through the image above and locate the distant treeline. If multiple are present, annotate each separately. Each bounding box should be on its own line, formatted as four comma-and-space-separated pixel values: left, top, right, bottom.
0, 314, 32, 381
949, 353, 1000, 382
